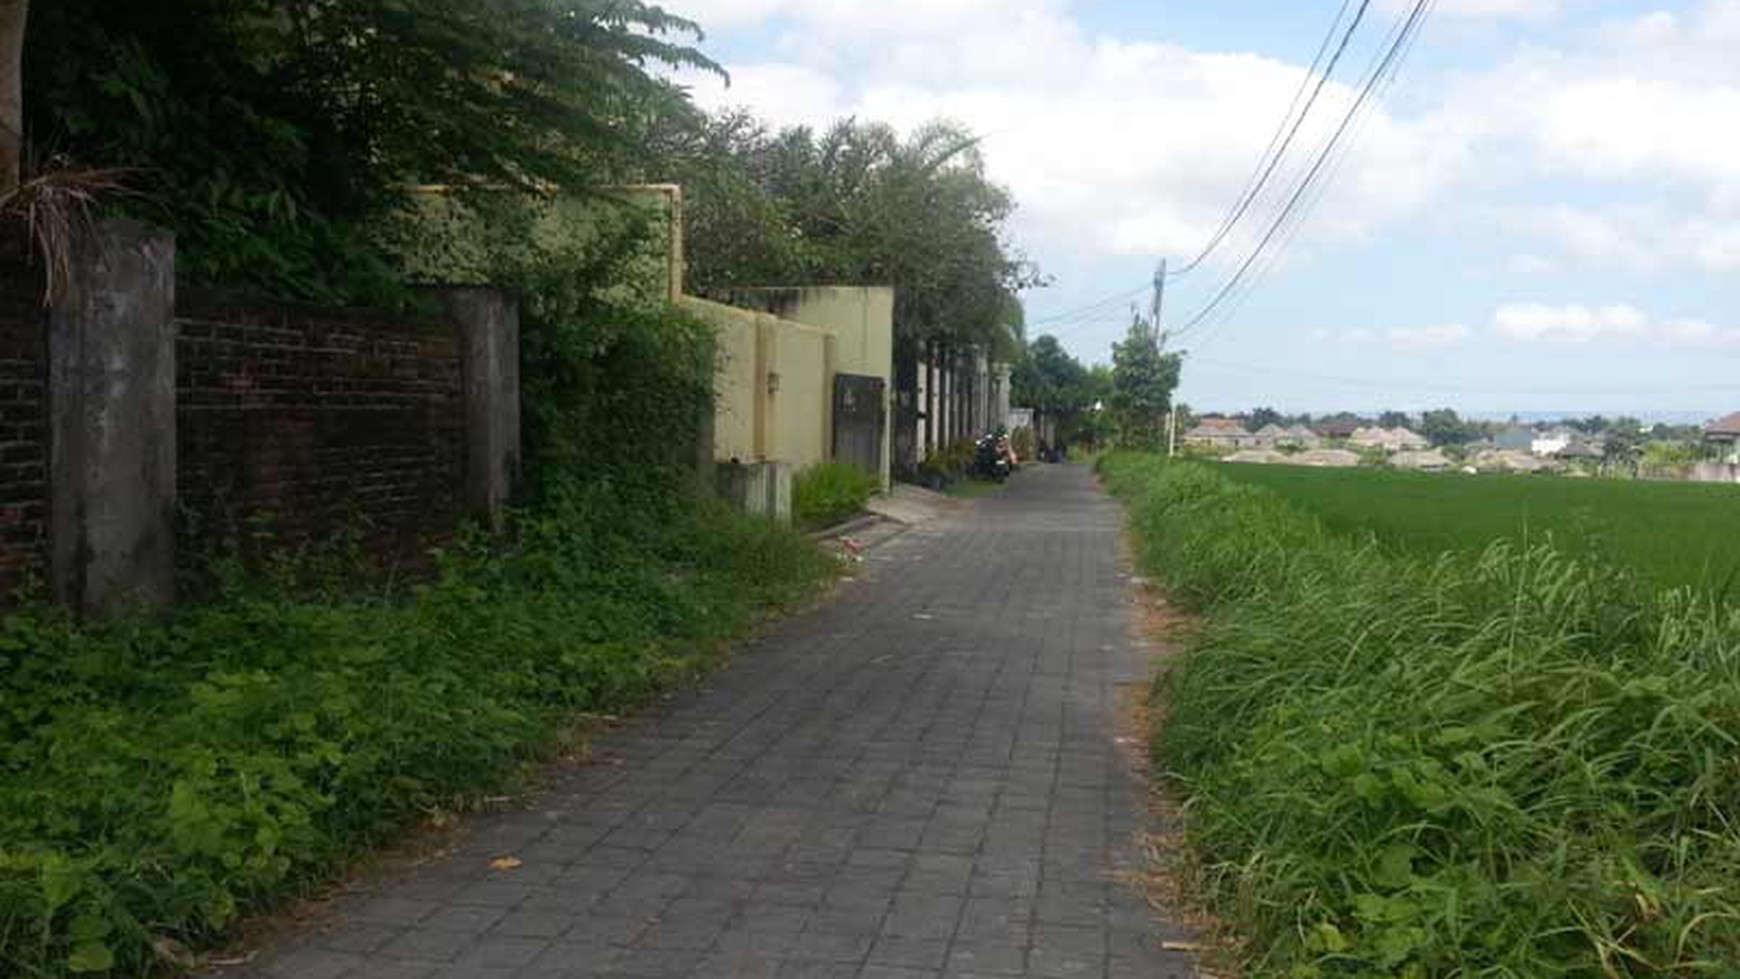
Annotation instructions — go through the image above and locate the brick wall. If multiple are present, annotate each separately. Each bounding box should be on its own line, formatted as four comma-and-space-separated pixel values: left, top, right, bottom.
0, 240, 48, 597
176, 293, 465, 565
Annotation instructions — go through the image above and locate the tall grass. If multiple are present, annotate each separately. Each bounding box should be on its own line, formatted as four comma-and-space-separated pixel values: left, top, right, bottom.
1100, 453, 1740, 978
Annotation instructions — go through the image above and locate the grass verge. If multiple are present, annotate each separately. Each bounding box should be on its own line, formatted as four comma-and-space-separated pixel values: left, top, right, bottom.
0, 472, 834, 977
1099, 451, 1740, 978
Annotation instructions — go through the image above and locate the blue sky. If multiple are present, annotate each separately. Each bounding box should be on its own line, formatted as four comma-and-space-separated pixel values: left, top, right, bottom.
668, 0, 1740, 418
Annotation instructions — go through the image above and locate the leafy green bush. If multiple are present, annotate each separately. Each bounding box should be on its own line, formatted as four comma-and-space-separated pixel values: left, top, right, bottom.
916, 438, 977, 486
1101, 453, 1740, 978
0, 474, 833, 977
794, 462, 879, 531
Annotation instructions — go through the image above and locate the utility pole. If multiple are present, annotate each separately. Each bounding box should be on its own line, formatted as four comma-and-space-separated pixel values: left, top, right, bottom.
1167, 407, 1177, 458
1151, 258, 1168, 348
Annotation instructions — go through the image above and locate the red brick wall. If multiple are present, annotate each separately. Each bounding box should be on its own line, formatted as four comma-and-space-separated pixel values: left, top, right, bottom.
0, 241, 49, 597
176, 293, 465, 565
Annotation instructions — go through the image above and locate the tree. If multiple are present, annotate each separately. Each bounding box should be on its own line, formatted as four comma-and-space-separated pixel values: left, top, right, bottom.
1602, 416, 1645, 476
24, 0, 716, 297
1419, 408, 1478, 446
1378, 410, 1412, 429
1247, 406, 1283, 431
0, 0, 23, 191
667, 114, 1039, 356
1012, 333, 1100, 443
1109, 317, 1180, 449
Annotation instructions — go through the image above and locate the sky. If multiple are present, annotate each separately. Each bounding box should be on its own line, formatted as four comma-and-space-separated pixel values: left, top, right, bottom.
663, 0, 1740, 418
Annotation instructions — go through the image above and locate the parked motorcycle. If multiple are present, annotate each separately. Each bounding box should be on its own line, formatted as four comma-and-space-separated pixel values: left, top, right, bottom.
973, 432, 1013, 482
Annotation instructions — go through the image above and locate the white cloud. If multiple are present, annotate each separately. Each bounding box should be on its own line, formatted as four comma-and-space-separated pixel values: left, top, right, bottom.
1491, 302, 1740, 346
1492, 302, 1646, 342
1312, 324, 1470, 349
678, 4, 1451, 264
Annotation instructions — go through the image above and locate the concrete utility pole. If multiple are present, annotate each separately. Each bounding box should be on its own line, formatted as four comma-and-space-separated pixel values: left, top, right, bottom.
1150, 258, 1167, 348
1167, 408, 1177, 458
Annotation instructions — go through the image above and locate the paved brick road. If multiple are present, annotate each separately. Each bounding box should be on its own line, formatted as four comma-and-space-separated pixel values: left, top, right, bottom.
233, 464, 1196, 979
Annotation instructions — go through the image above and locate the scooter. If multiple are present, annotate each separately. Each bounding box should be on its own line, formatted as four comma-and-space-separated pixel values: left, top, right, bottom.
973, 432, 1013, 482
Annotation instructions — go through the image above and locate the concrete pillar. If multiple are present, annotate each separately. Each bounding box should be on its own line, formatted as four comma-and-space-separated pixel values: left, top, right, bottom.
48, 220, 176, 615
430, 288, 520, 531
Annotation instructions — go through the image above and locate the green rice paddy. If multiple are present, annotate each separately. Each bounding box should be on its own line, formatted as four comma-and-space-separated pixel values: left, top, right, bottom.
1215, 463, 1740, 594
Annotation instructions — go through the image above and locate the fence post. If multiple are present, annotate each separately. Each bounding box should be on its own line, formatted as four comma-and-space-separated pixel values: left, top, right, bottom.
48, 219, 176, 614
429, 288, 520, 532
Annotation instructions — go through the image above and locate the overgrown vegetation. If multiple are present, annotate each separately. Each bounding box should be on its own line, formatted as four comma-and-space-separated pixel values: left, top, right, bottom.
1101, 453, 1740, 977
793, 462, 880, 531
19, 0, 714, 302
0, 181, 843, 977
0, 477, 832, 976
1216, 461, 1740, 594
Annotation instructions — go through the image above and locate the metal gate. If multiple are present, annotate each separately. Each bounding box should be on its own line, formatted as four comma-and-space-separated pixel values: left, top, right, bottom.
832, 374, 886, 477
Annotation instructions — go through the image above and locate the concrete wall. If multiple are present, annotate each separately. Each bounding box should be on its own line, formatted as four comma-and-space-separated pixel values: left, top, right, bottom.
684, 296, 833, 477
722, 287, 894, 488
0, 222, 519, 613
0, 235, 48, 596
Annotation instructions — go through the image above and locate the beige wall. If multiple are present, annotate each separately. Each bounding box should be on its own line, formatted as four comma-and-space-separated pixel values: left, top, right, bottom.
684, 297, 834, 476
722, 287, 894, 487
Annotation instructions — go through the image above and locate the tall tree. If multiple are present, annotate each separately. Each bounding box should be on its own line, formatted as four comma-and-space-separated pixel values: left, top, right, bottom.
1109, 317, 1180, 449
1247, 406, 1283, 430
667, 114, 1039, 355
0, 0, 23, 191
24, 0, 715, 297
1378, 410, 1413, 429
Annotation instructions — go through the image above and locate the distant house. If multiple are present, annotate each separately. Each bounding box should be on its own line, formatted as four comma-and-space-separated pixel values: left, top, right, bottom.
1390, 449, 1452, 471
1350, 426, 1429, 453
1473, 449, 1558, 474
1280, 424, 1322, 449
1555, 437, 1603, 462
1293, 448, 1361, 468
1706, 412, 1740, 464
1252, 423, 1290, 448
1317, 418, 1361, 440
1531, 427, 1577, 457
1184, 417, 1256, 450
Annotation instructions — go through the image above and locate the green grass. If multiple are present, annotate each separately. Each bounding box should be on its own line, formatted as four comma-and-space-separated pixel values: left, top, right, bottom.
0, 474, 835, 977
1100, 453, 1740, 978
1214, 462, 1740, 595
794, 462, 880, 531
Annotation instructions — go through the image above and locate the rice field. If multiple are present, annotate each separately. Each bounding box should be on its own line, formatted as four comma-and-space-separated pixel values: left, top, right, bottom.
1099, 453, 1740, 977
1214, 462, 1740, 595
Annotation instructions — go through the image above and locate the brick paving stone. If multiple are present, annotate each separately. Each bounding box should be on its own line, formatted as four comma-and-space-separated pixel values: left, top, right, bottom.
207, 465, 1198, 978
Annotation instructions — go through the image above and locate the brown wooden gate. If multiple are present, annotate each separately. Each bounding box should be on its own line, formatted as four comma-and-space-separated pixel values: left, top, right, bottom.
832, 374, 885, 477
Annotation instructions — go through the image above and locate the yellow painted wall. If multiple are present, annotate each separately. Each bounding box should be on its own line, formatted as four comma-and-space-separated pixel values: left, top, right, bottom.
682, 297, 831, 472
719, 287, 894, 488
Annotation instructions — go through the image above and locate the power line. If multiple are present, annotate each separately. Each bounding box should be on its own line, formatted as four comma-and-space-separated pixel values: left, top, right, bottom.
1168, 0, 1369, 279
1023, 283, 1150, 328
1171, 0, 1435, 341
1179, 1, 1428, 354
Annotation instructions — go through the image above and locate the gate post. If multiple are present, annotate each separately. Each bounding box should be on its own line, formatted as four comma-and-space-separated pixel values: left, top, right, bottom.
48, 220, 177, 614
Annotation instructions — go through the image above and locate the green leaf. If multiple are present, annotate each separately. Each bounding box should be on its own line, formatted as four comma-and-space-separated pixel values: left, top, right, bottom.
1374, 842, 1418, 890
67, 942, 114, 973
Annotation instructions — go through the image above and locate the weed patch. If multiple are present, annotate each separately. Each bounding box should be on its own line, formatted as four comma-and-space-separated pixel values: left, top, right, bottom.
794, 462, 880, 531
0, 476, 832, 978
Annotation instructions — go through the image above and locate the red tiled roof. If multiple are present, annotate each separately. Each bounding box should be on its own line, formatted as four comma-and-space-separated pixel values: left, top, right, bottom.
1707, 412, 1740, 436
